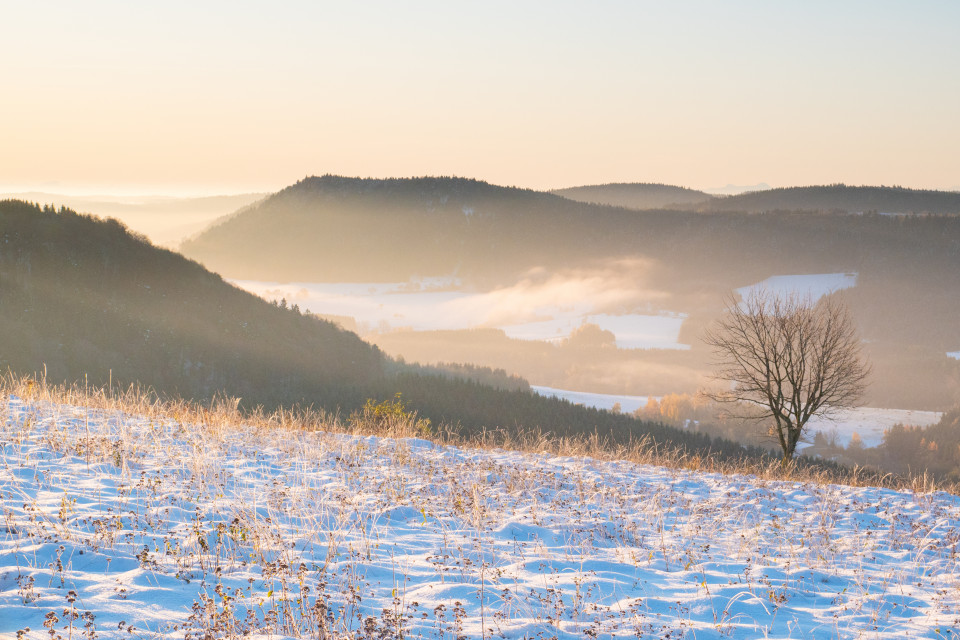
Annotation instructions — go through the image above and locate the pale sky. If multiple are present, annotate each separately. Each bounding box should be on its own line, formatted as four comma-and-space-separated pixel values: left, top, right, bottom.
2, 1, 958, 196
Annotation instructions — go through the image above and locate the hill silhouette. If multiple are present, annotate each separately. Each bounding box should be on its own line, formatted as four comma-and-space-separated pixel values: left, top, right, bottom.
182, 175, 622, 283
700, 184, 960, 214
0, 199, 384, 410
552, 182, 713, 209
0, 199, 761, 459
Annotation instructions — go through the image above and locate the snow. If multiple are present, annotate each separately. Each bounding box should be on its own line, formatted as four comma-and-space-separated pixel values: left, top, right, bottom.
948, 351, 960, 361
532, 386, 653, 414
736, 272, 858, 302
3, 394, 959, 638
802, 407, 943, 449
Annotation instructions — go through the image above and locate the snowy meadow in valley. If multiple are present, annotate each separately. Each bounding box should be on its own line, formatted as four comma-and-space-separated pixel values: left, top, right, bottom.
231, 272, 863, 351
229, 279, 690, 349
2, 387, 959, 639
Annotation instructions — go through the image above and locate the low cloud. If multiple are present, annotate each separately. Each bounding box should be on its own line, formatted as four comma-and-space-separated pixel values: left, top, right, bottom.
448, 258, 669, 327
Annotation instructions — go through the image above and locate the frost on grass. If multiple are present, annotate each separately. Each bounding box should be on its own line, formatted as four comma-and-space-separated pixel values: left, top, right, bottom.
1, 394, 959, 639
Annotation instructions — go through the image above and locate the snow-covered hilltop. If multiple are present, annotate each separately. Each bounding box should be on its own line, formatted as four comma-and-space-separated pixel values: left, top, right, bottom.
2, 393, 959, 639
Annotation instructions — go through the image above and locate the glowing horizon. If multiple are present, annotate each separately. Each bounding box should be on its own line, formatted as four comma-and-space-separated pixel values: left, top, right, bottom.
3, 1, 958, 197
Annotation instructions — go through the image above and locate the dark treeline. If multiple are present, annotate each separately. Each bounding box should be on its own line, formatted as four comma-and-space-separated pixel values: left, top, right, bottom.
1, 199, 775, 465
699, 184, 960, 214
372, 326, 708, 397
391, 371, 745, 457
550, 182, 960, 215
396, 360, 531, 393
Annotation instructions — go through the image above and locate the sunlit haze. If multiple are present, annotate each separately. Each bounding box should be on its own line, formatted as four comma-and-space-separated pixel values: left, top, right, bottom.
3, 1, 959, 196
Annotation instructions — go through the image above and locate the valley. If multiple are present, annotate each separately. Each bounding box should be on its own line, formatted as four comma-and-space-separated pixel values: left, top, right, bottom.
6, 4, 959, 637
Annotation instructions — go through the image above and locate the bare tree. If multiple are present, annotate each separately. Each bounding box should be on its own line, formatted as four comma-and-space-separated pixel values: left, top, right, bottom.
702, 290, 870, 466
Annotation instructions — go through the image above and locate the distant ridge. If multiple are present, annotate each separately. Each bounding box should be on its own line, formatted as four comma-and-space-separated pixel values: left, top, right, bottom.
701, 184, 960, 214
279, 174, 540, 200
181, 174, 597, 282
551, 182, 713, 209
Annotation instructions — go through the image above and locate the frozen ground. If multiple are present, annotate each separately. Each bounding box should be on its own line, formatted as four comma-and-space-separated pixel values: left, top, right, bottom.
2, 394, 959, 639
532, 387, 942, 449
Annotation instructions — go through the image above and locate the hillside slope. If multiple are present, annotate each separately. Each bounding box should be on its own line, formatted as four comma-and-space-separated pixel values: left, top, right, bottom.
0, 199, 385, 410
3, 392, 958, 638
181, 175, 625, 283
551, 182, 713, 209
701, 184, 960, 214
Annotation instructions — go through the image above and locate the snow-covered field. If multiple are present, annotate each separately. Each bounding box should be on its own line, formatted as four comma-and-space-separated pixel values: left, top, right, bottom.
3, 394, 959, 639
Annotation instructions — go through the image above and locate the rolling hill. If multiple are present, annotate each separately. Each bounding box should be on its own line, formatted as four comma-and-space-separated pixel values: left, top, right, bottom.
181, 175, 626, 283
699, 184, 960, 214
551, 182, 713, 209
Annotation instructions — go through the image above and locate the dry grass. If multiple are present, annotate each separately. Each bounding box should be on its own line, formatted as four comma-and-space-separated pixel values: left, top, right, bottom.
4, 371, 953, 495
4, 370, 959, 639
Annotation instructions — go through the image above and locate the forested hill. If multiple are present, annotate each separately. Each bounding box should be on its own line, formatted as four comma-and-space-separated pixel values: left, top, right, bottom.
700, 184, 960, 214
0, 199, 385, 410
551, 182, 713, 209
180, 175, 625, 282
0, 199, 757, 460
